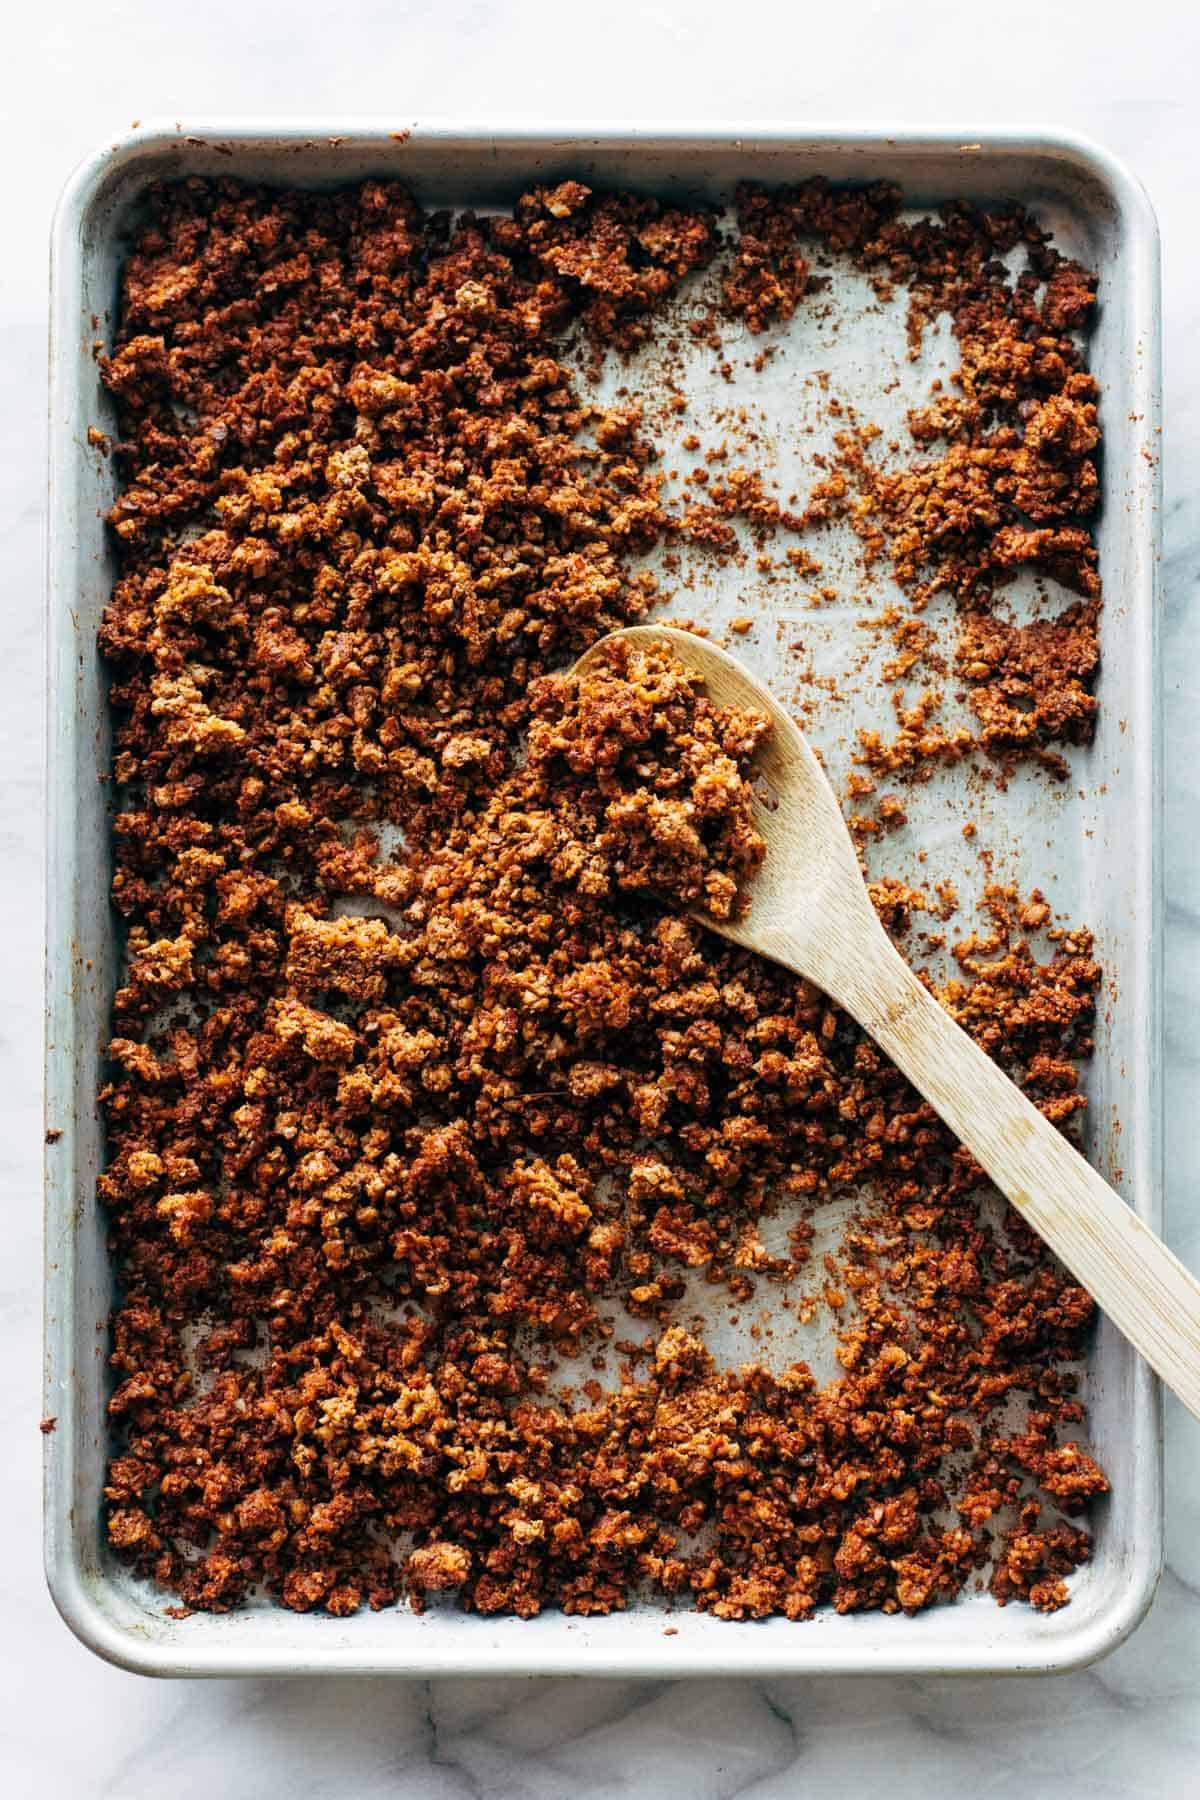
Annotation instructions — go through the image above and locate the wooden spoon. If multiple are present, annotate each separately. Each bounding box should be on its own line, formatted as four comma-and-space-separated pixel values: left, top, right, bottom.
575, 623, 1200, 1420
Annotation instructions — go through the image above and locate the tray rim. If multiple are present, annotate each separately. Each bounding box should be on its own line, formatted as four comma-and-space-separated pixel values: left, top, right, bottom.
44, 119, 1163, 1678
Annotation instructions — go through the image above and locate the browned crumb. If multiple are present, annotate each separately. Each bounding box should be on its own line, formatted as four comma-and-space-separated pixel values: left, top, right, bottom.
722, 185, 811, 332
957, 605, 1099, 771
407, 1540, 472, 1603
726, 181, 1102, 776
94, 173, 1105, 1628
524, 636, 769, 921
990, 1513, 1093, 1612
674, 503, 739, 554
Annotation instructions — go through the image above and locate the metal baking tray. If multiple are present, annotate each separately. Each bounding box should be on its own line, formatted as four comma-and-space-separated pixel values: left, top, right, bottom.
45, 123, 1163, 1677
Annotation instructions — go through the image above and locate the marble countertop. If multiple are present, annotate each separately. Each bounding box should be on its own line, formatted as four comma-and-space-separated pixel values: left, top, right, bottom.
8, 2, 1200, 1792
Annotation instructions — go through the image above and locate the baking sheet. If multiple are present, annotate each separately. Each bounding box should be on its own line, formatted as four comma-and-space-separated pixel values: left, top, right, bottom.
44, 124, 1162, 1675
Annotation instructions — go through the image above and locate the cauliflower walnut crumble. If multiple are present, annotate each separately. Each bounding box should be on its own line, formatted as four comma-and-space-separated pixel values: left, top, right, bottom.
98, 175, 1106, 1625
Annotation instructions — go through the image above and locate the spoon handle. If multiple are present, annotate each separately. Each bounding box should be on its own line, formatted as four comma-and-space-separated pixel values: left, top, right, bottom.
821, 922, 1200, 1421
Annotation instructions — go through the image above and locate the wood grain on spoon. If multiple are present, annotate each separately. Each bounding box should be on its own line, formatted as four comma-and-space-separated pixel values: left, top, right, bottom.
575, 623, 1200, 1421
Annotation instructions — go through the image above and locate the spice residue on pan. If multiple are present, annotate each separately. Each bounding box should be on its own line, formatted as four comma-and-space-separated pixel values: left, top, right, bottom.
96, 174, 1107, 1624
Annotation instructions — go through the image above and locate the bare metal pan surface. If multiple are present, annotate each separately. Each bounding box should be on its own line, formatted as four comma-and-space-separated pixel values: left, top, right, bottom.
45, 123, 1162, 1676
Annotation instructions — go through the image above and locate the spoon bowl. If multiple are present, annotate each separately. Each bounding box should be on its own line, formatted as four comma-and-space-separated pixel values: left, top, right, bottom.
576, 622, 880, 990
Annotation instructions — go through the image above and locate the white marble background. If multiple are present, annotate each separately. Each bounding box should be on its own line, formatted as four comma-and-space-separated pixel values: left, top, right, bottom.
7, 2, 1200, 1792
